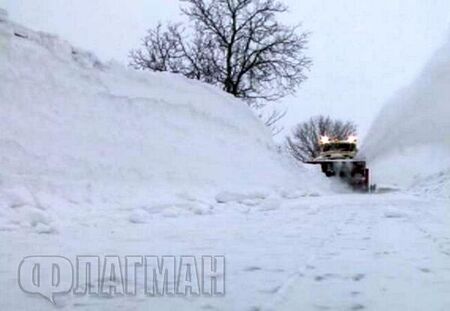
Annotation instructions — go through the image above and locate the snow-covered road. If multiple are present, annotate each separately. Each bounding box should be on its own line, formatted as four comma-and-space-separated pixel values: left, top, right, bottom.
1, 191, 449, 310
274, 193, 450, 311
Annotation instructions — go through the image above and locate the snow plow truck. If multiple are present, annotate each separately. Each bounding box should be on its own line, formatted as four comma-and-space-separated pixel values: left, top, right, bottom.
307, 136, 371, 191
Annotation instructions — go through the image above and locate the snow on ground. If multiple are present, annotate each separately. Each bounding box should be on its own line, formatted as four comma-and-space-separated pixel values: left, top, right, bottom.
1, 10, 450, 311
2, 191, 450, 311
274, 193, 450, 311
360, 35, 450, 199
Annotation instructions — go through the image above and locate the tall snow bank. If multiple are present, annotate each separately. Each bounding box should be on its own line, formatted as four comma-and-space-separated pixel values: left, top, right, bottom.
360, 36, 450, 198
0, 13, 319, 207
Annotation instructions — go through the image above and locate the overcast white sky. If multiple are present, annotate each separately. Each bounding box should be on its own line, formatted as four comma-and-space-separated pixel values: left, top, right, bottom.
2, 0, 450, 137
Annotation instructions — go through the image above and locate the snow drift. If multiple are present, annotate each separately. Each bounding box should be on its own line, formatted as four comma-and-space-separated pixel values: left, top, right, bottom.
360, 36, 450, 198
0, 12, 324, 232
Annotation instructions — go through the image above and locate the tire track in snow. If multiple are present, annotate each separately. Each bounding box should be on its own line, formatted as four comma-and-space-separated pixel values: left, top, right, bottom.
269, 194, 450, 311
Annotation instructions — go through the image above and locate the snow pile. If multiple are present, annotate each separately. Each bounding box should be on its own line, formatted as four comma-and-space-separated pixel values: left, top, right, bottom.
360, 36, 450, 198
0, 13, 325, 231
409, 169, 450, 200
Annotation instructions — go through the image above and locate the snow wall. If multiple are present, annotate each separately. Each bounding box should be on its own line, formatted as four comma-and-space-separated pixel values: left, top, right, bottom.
360, 36, 450, 198
0, 12, 323, 210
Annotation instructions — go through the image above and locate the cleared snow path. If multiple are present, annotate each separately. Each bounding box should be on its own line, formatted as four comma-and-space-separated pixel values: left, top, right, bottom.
272, 194, 450, 311
1, 192, 450, 310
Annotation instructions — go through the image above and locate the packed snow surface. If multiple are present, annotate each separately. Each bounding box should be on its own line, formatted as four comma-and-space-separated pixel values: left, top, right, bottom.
360, 36, 450, 198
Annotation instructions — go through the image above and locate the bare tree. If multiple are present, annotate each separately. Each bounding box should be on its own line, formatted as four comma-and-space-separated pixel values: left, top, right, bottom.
286, 116, 357, 162
130, 0, 310, 108
130, 23, 217, 80
261, 109, 287, 136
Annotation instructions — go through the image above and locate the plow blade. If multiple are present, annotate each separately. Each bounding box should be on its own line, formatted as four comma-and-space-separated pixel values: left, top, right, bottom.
307, 160, 370, 191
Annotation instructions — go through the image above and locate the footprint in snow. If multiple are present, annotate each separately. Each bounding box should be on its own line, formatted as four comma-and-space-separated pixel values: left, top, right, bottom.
258, 285, 281, 294
418, 267, 431, 273
129, 209, 150, 224
352, 273, 365, 281
243, 266, 262, 272
384, 210, 406, 218
314, 273, 338, 281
